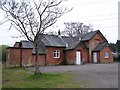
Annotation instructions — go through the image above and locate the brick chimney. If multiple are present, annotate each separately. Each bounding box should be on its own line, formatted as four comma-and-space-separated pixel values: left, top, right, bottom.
58, 30, 61, 36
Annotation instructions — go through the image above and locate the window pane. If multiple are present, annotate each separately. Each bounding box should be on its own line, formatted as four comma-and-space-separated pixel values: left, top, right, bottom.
53, 50, 60, 58
57, 52, 59, 57
54, 52, 56, 57
104, 52, 109, 58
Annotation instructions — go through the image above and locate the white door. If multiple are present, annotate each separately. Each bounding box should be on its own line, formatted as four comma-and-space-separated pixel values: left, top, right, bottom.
76, 51, 81, 65
93, 52, 97, 63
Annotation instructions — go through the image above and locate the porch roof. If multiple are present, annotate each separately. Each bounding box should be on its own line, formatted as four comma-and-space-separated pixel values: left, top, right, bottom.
92, 42, 107, 51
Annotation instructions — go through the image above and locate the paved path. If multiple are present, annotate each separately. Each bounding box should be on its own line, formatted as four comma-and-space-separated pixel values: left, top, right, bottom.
28, 63, 118, 88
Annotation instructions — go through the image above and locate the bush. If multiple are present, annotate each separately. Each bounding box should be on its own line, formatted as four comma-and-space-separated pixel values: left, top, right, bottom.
60, 59, 68, 65
115, 55, 120, 62
0, 45, 9, 63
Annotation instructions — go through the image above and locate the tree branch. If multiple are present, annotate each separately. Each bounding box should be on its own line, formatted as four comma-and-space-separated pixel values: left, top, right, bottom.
23, 3, 35, 37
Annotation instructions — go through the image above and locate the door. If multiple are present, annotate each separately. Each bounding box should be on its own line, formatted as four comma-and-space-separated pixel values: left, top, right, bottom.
93, 52, 97, 63
76, 51, 81, 65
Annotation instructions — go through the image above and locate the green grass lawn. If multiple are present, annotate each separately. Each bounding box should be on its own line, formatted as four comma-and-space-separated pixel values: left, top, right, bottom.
0, 64, 2, 89
2, 66, 82, 88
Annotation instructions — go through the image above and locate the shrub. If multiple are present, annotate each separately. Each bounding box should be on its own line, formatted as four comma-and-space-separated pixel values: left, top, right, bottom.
0, 45, 9, 63
60, 59, 68, 65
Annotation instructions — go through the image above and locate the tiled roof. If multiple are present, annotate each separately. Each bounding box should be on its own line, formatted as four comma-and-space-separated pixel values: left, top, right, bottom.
21, 41, 33, 48
81, 30, 98, 41
41, 34, 66, 47
81, 30, 107, 42
61, 30, 101, 50
20, 30, 106, 52
21, 40, 46, 54
92, 42, 107, 51
61, 36, 79, 50
61, 36, 88, 50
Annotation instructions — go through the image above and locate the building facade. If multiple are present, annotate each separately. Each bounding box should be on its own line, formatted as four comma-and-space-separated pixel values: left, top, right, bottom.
6, 30, 113, 66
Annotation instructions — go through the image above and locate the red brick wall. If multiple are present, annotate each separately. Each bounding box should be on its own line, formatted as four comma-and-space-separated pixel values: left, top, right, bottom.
6, 48, 33, 67
66, 50, 75, 64
88, 32, 106, 63
75, 44, 88, 63
66, 44, 88, 64
46, 47, 65, 65
21, 49, 33, 66
7, 46, 65, 66
6, 48, 21, 66
32, 54, 46, 66
100, 46, 113, 63
89, 33, 106, 48
84, 41, 89, 47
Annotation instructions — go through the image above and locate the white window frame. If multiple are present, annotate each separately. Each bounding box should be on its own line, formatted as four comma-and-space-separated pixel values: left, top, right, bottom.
53, 50, 60, 58
104, 52, 109, 58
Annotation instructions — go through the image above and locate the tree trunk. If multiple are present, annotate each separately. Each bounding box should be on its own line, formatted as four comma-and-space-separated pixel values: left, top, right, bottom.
34, 50, 42, 74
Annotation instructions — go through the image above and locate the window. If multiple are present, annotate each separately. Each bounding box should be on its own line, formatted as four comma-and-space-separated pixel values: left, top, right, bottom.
53, 50, 60, 58
104, 52, 109, 58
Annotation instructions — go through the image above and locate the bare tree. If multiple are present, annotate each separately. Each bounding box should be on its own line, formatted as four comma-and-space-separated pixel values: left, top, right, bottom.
0, 0, 72, 74
62, 22, 93, 37
45, 30, 58, 35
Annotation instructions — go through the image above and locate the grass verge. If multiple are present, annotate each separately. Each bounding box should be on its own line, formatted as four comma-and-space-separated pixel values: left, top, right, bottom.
2, 66, 82, 88
0, 64, 2, 89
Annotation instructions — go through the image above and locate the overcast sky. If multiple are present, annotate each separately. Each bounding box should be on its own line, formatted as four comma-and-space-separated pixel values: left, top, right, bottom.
0, 0, 119, 46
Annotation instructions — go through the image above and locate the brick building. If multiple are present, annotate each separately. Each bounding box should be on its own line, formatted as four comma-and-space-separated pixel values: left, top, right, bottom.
6, 30, 113, 66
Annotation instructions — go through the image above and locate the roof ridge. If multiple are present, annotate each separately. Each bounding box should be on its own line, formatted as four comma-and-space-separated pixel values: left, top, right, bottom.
81, 30, 100, 41
97, 42, 106, 44
20, 40, 28, 42
83, 30, 98, 35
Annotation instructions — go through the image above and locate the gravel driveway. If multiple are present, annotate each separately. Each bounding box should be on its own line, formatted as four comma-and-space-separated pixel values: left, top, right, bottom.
28, 63, 118, 88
